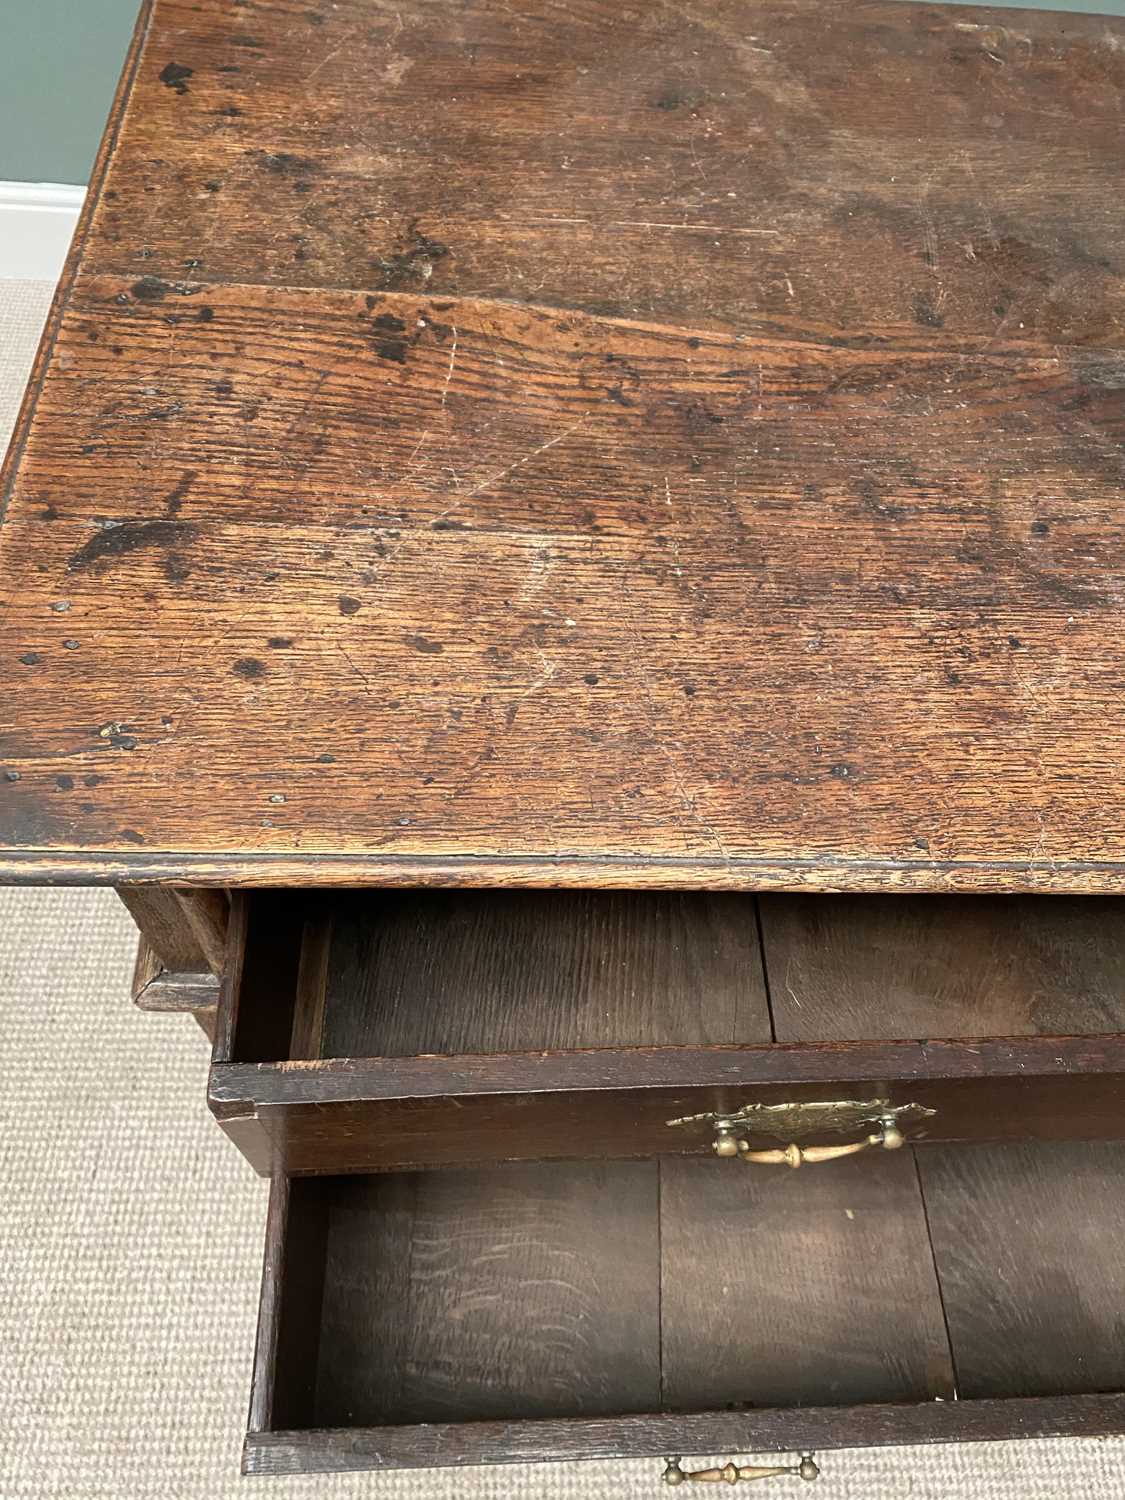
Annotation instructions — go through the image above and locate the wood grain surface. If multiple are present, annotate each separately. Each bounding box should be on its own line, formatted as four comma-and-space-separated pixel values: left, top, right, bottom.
919, 1140, 1125, 1400
761, 894, 1125, 1041
312, 1162, 660, 1426
660, 1152, 954, 1410
131, 934, 219, 1038
70, 0, 1125, 339
321, 890, 770, 1055
1, 0, 1124, 887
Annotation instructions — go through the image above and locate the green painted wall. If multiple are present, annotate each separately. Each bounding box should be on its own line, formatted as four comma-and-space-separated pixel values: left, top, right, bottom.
0, 0, 140, 184
0, 0, 1121, 185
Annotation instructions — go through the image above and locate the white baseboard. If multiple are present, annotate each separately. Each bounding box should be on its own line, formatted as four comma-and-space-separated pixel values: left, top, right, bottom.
0, 182, 86, 282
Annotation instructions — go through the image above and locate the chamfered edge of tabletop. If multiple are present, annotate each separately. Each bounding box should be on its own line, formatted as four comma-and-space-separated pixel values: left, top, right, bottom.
2, 847, 1125, 893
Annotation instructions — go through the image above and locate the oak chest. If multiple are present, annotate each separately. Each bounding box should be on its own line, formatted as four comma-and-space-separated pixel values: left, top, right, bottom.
2, 0, 1124, 1485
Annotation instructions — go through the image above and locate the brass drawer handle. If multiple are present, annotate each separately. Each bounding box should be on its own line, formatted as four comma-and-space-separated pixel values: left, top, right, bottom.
667, 1097, 934, 1166
664, 1454, 819, 1484
716, 1116, 903, 1166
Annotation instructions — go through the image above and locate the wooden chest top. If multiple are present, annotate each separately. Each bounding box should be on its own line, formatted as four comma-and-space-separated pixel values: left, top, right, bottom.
1, 0, 1123, 890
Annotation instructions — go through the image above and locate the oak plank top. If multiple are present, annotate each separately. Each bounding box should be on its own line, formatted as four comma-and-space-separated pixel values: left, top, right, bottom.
1, 0, 1124, 890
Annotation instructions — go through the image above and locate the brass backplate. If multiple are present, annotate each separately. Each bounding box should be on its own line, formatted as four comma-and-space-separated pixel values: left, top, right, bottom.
666, 1097, 935, 1141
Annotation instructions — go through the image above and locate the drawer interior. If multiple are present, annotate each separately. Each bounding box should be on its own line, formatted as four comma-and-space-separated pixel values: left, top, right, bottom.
226, 890, 1125, 1064
258, 1140, 1125, 1447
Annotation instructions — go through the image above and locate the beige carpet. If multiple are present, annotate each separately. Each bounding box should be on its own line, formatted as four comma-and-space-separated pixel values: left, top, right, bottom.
2, 282, 1123, 1498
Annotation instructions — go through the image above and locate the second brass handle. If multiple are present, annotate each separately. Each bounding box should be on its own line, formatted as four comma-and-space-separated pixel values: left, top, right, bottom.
715, 1118, 905, 1166
664, 1454, 819, 1484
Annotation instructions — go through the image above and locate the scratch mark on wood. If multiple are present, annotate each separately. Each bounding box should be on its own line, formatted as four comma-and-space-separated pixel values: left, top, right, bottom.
337, 644, 372, 694
440, 325, 458, 410
608, 221, 780, 234
425, 414, 593, 532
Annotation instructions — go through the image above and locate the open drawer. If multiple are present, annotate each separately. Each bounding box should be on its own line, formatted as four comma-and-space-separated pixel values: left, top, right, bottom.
210, 891, 1125, 1175
244, 1140, 1125, 1475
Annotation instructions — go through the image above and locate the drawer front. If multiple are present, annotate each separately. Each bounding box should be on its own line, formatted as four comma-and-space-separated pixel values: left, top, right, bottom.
245, 1395, 1125, 1476
212, 1041, 1125, 1176
244, 1147, 1125, 1475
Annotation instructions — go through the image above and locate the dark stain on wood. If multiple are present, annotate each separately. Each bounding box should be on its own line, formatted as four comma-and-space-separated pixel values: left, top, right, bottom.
164, 469, 197, 515
251, 150, 319, 178
369, 312, 411, 363
373, 228, 451, 292
130, 275, 187, 302
158, 60, 193, 95
66, 518, 196, 572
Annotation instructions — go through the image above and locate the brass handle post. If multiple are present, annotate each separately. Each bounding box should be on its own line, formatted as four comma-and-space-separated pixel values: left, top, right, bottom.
664, 1454, 819, 1484
714, 1118, 905, 1166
